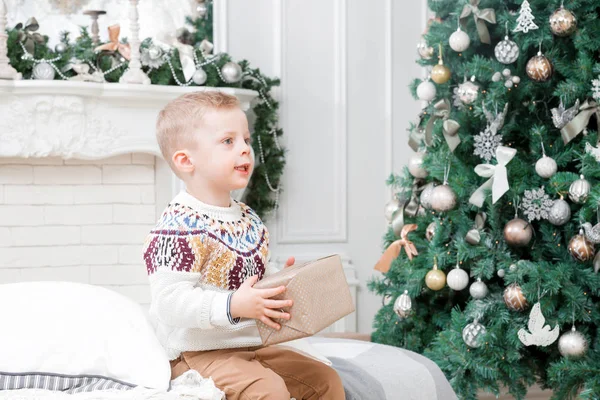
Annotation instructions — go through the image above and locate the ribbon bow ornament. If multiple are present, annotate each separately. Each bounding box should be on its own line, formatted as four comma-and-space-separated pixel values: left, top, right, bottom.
469, 146, 517, 207
561, 100, 600, 145
408, 112, 427, 152
465, 212, 487, 245
94, 25, 131, 61
425, 99, 461, 152
374, 224, 419, 273
460, 0, 497, 44
15, 18, 45, 54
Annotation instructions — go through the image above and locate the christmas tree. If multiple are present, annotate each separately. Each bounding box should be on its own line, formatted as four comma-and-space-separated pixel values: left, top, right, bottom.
369, 1, 600, 399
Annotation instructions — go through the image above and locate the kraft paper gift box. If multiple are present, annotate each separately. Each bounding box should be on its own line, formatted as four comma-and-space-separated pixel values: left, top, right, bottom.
253, 254, 355, 346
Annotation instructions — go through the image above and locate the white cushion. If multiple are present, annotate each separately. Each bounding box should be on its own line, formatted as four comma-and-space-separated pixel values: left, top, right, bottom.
0, 281, 171, 391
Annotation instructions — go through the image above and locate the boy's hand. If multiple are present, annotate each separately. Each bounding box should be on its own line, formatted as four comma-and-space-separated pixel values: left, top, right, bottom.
230, 275, 293, 330
284, 256, 295, 268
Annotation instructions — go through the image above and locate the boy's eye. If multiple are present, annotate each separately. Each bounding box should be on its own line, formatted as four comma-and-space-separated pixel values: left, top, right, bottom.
223, 138, 233, 144
245, 138, 251, 145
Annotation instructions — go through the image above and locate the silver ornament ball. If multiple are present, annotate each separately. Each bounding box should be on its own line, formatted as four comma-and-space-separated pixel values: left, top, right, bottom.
416, 80, 436, 102
569, 175, 590, 204
425, 222, 437, 241
558, 327, 588, 358
32, 62, 56, 80
430, 184, 457, 212
393, 290, 412, 318
54, 43, 67, 54
494, 36, 519, 64
221, 61, 243, 83
548, 198, 571, 226
497, 269, 505, 278
192, 68, 208, 85
457, 80, 479, 105
417, 37, 434, 60
408, 152, 428, 178
462, 320, 487, 348
469, 279, 488, 299
447, 267, 469, 291
420, 182, 436, 210
449, 28, 470, 52
535, 155, 557, 178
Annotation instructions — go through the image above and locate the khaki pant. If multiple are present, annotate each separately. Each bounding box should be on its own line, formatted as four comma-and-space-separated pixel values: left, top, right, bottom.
170, 346, 345, 400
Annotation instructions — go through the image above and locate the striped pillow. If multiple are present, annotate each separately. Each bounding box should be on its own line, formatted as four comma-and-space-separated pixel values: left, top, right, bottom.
0, 372, 134, 394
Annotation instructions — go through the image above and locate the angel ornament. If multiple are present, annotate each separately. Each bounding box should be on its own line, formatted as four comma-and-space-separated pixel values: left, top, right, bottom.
518, 302, 559, 347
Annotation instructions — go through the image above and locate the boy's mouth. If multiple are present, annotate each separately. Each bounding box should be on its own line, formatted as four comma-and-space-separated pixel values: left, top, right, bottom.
234, 164, 250, 173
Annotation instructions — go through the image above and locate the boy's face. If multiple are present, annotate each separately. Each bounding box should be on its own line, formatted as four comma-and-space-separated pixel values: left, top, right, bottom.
184, 107, 254, 194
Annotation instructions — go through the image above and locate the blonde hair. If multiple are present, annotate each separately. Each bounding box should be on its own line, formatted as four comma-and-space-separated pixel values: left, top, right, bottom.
155, 91, 240, 172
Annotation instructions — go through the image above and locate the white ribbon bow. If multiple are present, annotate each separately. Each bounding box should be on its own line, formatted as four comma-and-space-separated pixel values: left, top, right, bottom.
469, 146, 516, 207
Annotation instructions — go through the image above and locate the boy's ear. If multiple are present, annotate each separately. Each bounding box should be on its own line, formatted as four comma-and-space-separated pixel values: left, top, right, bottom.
172, 150, 195, 174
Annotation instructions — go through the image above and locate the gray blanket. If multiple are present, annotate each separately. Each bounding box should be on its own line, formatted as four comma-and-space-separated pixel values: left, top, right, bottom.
309, 338, 457, 400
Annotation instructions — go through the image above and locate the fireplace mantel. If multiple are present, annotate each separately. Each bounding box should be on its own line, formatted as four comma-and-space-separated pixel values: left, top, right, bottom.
0, 80, 259, 160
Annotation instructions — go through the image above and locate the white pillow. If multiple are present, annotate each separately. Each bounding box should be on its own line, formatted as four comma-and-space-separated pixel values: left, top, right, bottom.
0, 281, 171, 391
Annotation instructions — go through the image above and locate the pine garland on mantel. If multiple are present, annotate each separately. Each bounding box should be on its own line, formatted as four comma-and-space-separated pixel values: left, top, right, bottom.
4, 7, 284, 220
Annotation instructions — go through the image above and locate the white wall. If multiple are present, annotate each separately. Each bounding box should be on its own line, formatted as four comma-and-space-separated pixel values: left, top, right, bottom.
226, 0, 427, 333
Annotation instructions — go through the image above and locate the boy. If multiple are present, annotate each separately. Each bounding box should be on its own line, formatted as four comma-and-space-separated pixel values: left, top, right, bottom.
143, 91, 345, 400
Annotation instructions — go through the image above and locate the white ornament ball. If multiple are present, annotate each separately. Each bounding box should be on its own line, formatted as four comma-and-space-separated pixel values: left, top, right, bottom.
192, 68, 208, 85
420, 182, 436, 210
548, 198, 571, 226
32, 62, 55, 80
417, 80, 436, 102
469, 279, 488, 299
497, 269, 505, 278
462, 320, 487, 348
408, 152, 428, 178
558, 327, 588, 358
449, 28, 470, 52
535, 155, 557, 178
494, 36, 520, 64
430, 184, 457, 212
221, 62, 243, 83
447, 267, 469, 291
492, 72, 502, 82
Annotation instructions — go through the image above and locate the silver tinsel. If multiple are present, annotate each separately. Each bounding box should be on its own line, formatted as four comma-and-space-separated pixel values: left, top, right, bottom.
551, 99, 579, 129
521, 187, 553, 222
494, 35, 519, 64
474, 126, 502, 162
462, 320, 487, 348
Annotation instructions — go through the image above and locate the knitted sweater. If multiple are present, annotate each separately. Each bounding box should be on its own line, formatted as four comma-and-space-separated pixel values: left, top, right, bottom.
143, 191, 276, 360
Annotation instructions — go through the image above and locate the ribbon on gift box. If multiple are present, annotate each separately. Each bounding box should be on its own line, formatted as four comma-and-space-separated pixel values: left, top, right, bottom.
469, 146, 516, 207
94, 25, 131, 61
465, 212, 486, 245
561, 100, 600, 145
15, 18, 45, 54
460, 0, 496, 45
374, 224, 419, 273
424, 99, 461, 152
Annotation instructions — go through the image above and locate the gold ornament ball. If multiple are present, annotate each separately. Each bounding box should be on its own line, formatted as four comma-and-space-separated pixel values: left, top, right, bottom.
568, 232, 595, 262
503, 218, 533, 247
431, 64, 451, 84
549, 7, 577, 37
425, 266, 446, 291
503, 283, 528, 311
526, 53, 553, 82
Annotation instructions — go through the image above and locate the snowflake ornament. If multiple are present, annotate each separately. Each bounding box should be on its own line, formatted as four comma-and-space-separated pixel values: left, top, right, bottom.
521, 187, 554, 222
592, 77, 600, 102
474, 127, 503, 162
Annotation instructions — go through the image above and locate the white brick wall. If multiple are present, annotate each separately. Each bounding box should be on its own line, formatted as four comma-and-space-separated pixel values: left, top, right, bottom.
0, 154, 157, 307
